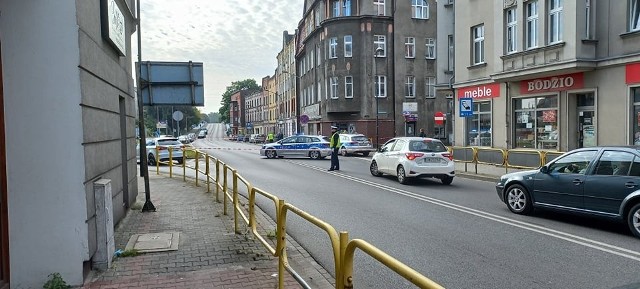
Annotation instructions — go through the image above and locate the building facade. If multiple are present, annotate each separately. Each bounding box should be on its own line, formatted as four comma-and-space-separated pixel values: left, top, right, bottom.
276, 31, 298, 137
453, 0, 640, 151
295, 0, 444, 145
0, 0, 139, 286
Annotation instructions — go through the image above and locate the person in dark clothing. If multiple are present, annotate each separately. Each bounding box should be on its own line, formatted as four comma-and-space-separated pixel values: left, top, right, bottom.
328, 126, 340, 171
418, 128, 426, 137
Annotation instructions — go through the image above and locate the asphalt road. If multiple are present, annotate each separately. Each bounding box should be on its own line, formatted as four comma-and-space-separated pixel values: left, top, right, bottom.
182, 123, 640, 289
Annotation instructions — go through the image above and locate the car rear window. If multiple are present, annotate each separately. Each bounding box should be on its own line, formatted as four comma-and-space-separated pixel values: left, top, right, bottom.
409, 140, 447, 152
158, 139, 181, 146
351, 135, 368, 142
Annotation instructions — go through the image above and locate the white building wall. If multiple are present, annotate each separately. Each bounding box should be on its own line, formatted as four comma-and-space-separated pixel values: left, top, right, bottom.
0, 0, 87, 287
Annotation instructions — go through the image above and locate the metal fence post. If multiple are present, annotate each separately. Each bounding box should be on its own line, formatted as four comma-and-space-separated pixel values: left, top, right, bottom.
206, 154, 210, 193
232, 169, 240, 234
195, 150, 199, 187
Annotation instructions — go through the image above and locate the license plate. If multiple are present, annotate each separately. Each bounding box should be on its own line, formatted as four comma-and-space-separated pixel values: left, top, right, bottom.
424, 157, 442, 163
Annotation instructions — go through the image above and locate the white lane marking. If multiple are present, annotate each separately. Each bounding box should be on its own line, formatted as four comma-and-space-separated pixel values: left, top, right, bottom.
288, 161, 640, 262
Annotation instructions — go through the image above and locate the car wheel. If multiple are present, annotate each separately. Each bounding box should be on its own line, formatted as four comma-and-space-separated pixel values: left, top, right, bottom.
147, 153, 156, 166
397, 165, 409, 184
627, 203, 640, 238
441, 176, 454, 185
176, 158, 184, 165
341, 147, 348, 156
309, 150, 321, 160
370, 161, 383, 177
265, 150, 276, 159
506, 184, 532, 214
362, 152, 370, 157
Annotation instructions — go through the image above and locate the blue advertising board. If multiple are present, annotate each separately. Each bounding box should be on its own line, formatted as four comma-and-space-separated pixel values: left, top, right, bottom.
459, 98, 473, 117
138, 61, 205, 106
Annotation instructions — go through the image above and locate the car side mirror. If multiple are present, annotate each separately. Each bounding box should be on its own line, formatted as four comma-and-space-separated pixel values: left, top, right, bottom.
540, 166, 549, 174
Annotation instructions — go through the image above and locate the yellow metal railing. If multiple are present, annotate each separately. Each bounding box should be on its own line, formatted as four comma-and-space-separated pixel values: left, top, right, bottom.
447, 146, 566, 174
147, 148, 443, 289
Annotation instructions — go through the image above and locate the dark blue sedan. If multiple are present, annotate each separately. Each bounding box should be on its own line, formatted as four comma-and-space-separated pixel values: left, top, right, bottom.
496, 146, 640, 238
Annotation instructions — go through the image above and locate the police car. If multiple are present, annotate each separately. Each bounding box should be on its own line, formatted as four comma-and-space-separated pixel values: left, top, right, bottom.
260, 135, 332, 160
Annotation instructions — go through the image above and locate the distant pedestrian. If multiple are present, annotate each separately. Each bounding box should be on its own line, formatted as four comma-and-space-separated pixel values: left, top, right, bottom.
419, 128, 426, 137
328, 126, 341, 171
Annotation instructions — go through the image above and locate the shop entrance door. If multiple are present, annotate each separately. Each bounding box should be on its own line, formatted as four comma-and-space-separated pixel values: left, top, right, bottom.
577, 93, 596, 148
405, 122, 415, 136
0, 40, 10, 286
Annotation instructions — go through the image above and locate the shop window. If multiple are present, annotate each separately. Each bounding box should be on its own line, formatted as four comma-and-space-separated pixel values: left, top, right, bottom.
514, 96, 558, 149
466, 101, 492, 146
631, 87, 640, 145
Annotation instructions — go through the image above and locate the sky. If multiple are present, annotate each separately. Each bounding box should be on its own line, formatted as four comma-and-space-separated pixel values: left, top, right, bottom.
132, 0, 303, 114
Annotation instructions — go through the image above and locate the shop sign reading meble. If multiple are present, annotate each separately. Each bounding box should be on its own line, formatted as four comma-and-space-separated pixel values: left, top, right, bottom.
101, 0, 126, 56
520, 73, 584, 94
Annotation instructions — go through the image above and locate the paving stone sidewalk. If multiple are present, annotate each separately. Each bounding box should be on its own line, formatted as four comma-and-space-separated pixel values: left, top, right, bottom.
83, 173, 334, 289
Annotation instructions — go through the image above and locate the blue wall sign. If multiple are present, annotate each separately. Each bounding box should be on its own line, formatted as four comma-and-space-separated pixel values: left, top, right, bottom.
459, 98, 473, 117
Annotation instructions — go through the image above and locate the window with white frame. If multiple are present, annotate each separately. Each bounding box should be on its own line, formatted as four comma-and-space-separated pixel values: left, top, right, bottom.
405, 37, 415, 58
374, 35, 386, 56
315, 9, 321, 27
425, 77, 436, 98
405, 76, 415, 98
425, 38, 436, 59
374, 0, 385, 16
505, 8, 517, 54
345, 76, 354, 98
448, 35, 454, 71
411, 0, 429, 19
332, 0, 340, 17
317, 45, 322, 67
631, 0, 640, 32
375, 75, 387, 97
343, 0, 352, 16
526, 1, 539, 49
472, 25, 485, 64
330, 77, 339, 98
329, 37, 338, 58
548, 0, 563, 44
344, 35, 353, 57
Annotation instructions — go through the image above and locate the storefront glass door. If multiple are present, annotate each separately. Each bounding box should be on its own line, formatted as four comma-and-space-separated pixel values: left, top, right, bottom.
577, 93, 596, 148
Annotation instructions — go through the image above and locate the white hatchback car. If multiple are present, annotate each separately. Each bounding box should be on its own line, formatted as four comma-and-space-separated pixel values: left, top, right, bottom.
138, 137, 185, 166
369, 137, 455, 185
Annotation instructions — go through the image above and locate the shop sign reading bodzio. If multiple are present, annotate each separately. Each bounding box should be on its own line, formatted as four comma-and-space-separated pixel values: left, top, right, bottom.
520, 72, 584, 94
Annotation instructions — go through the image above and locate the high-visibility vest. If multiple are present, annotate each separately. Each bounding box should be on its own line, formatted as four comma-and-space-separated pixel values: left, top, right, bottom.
330, 132, 341, 148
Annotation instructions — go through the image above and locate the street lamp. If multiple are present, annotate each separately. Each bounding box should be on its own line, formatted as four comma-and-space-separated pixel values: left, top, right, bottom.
373, 47, 383, 149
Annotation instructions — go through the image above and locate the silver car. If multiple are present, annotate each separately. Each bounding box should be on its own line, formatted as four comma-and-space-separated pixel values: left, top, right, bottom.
370, 137, 455, 185
338, 134, 376, 156
260, 135, 331, 160
138, 137, 185, 165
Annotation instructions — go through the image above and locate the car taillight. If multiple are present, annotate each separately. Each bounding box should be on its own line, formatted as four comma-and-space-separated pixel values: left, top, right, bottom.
350, 141, 358, 145
405, 152, 424, 161
157, 146, 167, 151
442, 153, 453, 161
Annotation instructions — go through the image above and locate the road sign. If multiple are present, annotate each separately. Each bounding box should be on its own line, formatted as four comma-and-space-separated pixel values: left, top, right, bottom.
172, 110, 184, 121
300, 114, 309, 125
459, 98, 473, 117
434, 111, 445, 125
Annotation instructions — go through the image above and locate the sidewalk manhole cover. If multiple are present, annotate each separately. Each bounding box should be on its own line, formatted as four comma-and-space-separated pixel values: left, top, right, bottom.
125, 232, 180, 253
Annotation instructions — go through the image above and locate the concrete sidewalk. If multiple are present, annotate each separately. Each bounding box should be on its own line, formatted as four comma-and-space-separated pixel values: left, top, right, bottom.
83, 173, 334, 289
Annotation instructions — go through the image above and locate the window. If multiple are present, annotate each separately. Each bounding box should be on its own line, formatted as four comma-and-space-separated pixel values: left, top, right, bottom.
343, 0, 352, 16
585, 0, 592, 38
466, 101, 492, 146
329, 37, 338, 58
332, 0, 340, 17
345, 76, 353, 98
526, 1, 539, 49
375, 75, 387, 97
448, 35, 454, 71
547, 150, 596, 175
594, 151, 636, 176
505, 8, 517, 54
405, 37, 415, 58
344, 35, 353, 57
317, 45, 322, 66
513, 96, 558, 149
405, 76, 415, 98
425, 77, 436, 98
411, 0, 429, 19
632, 87, 640, 145
472, 25, 485, 64
374, 0, 385, 16
631, 0, 640, 32
548, 0, 563, 44
425, 38, 436, 59
374, 35, 386, 57
330, 77, 338, 98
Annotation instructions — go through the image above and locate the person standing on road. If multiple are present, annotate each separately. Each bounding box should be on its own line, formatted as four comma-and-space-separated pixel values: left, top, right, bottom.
418, 128, 426, 137
328, 126, 341, 171
267, 132, 274, 143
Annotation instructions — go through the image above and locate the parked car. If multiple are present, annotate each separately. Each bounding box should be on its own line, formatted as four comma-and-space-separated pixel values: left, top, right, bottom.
178, 135, 190, 144
236, 134, 245, 142
338, 134, 376, 156
243, 134, 250, 142
369, 137, 454, 185
197, 130, 207, 139
250, 134, 266, 143
260, 135, 331, 160
496, 146, 640, 238
137, 137, 184, 166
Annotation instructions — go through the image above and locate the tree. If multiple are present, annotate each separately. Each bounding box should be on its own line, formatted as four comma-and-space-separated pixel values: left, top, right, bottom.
142, 106, 203, 137
218, 79, 260, 123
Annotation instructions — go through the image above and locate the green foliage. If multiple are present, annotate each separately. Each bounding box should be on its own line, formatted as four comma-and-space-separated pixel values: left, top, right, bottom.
119, 249, 139, 257
218, 79, 260, 124
43, 273, 70, 289
142, 106, 203, 137
266, 230, 276, 240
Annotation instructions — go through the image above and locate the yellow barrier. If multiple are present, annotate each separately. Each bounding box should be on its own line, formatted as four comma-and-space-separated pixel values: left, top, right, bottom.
154, 147, 444, 289
342, 238, 444, 289
505, 149, 544, 169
